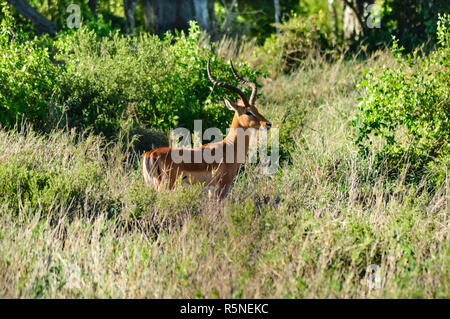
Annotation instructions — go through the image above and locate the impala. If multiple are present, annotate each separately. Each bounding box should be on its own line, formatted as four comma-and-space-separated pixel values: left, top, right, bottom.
142, 59, 271, 199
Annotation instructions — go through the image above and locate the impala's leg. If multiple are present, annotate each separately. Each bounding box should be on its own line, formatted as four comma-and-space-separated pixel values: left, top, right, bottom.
143, 152, 163, 190
217, 177, 232, 200
206, 186, 216, 200
218, 185, 230, 200
204, 182, 228, 200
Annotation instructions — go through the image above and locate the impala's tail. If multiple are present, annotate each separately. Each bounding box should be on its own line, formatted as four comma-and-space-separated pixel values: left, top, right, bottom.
142, 151, 160, 188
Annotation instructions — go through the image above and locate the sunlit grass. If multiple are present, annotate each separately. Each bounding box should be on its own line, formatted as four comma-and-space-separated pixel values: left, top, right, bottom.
0, 49, 448, 298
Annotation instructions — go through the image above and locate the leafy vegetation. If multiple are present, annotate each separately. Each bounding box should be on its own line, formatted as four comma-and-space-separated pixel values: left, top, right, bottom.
253, 11, 337, 76
0, 7, 59, 130
369, 0, 450, 51
1, 6, 257, 142
353, 14, 450, 183
0, 52, 447, 297
0, 0, 448, 299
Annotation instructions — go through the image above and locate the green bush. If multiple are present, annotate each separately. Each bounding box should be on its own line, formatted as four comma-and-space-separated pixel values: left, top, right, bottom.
0, 5, 59, 130
368, 0, 450, 52
0, 13, 259, 140
352, 14, 450, 183
54, 21, 258, 138
253, 12, 336, 77
0, 0, 120, 35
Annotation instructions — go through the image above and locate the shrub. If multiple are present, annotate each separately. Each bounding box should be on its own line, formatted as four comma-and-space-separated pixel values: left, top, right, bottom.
54, 21, 259, 139
0, 15, 259, 141
352, 14, 450, 183
0, 4, 59, 130
369, 0, 450, 52
252, 12, 336, 77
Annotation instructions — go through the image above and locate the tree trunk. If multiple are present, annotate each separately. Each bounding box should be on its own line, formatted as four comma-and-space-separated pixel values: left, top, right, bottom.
141, 0, 157, 33
207, 0, 217, 32
342, 0, 373, 38
141, 0, 214, 34
193, 0, 208, 30
124, 0, 138, 34
88, 0, 98, 18
328, 0, 339, 45
6, 0, 57, 36
222, 0, 237, 32
274, 0, 280, 34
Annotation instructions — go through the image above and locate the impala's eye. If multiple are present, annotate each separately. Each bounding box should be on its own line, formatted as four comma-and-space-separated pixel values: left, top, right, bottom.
245, 111, 254, 117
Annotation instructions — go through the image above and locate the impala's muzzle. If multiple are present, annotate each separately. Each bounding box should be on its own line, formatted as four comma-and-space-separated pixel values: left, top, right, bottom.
261, 122, 272, 130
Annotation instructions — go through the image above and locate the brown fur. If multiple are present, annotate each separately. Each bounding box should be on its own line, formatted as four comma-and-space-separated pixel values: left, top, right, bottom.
142, 65, 271, 199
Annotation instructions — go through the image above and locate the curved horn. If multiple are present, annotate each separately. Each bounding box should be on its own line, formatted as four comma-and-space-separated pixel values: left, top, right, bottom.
207, 59, 250, 107
230, 60, 257, 106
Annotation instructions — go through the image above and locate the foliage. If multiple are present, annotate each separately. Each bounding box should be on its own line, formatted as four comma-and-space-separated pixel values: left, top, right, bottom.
0, 0, 449, 299
0, 4, 59, 130
353, 14, 450, 183
369, 0, 450, 52
54, 21, 258, 138
214, 0, 335, 44
0, 52, 447, 297
0, 17, 259, 141
214, 0, 300, 42
0, 0, 123, 34
252, 11, 337, 76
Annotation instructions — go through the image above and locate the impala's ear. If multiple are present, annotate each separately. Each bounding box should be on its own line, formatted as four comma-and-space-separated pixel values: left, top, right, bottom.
223, 98, 237, 111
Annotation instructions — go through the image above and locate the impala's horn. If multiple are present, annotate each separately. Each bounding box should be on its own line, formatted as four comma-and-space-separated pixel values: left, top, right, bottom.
207, 59, 250, 108
230, 60, 257, 106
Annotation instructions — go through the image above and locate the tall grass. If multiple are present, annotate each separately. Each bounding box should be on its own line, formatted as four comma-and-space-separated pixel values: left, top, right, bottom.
0, 48, 447, 298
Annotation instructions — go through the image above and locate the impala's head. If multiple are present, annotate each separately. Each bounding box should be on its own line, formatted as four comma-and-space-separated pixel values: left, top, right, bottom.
207, 59, 271, 130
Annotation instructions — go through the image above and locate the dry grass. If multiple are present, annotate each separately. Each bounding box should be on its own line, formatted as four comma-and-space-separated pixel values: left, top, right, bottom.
200, 32, 257, 64
0, 50, 448, 298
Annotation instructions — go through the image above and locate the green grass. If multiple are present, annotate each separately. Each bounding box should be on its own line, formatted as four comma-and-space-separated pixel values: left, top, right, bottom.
0, 50, 448, 298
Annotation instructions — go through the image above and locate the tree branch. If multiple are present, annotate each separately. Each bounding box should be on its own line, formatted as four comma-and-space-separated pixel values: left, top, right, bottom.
123, 0, 138, 34
6, 0, 57, 36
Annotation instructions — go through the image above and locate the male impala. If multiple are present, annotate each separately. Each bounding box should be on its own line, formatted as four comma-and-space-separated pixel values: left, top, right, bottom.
142, 59, 271, 199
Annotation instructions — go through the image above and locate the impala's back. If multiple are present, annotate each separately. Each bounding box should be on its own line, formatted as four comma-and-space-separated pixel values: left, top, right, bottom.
142, 59, 271, 199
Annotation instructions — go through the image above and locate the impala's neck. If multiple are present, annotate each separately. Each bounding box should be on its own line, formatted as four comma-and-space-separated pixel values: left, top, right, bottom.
223, 114, 251, 159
